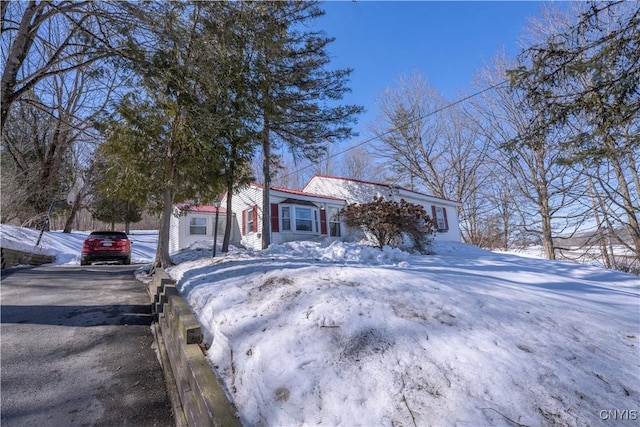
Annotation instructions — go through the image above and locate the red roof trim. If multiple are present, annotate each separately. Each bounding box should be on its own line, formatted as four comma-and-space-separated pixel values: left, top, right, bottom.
304, 174, 461, 205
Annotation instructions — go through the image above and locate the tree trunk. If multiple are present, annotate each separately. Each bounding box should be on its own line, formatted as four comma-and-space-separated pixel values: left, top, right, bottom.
261, 119, 271, 250
608, 145, 640, 259
534, 148, 555, 260
500, 189, 511, 251
539, 202, 555, 260
63, 198, 81, 233
0, 1, 43, 132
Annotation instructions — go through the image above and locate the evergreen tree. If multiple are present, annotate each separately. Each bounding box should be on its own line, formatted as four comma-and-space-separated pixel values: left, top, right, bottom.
200, 2, 262, 253
247, 1, 363, 249
99, 2, 231, 267
91, 196, 142, 232
509, 1, 640, 259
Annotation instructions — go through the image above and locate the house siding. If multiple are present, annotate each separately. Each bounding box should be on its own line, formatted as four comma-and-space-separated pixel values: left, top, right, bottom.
220, 176, 461, 250
224, 184, 347, 250
304, 176, 462, 242
227, 185, 263, 249
273, 200, 344, 246
168, 207, 228, 253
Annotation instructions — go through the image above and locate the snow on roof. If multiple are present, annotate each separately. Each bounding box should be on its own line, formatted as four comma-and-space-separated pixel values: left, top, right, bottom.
305, 174, 462, 206
249, 182, 346, 202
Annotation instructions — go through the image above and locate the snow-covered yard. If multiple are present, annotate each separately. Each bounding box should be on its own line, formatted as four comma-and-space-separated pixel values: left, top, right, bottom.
169, 241, 639, 426
2, 224, 638, 426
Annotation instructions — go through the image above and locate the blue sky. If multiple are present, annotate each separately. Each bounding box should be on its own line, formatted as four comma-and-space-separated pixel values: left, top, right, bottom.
316, 1, 553, 137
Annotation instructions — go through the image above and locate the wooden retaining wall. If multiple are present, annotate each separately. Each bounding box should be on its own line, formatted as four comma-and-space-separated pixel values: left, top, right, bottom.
1, 247, 56, 269
150, 271, 241, 427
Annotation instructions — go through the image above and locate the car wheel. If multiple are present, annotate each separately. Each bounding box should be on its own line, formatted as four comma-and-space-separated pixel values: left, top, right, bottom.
80, 259, 89, 266
123, 256, 131, 265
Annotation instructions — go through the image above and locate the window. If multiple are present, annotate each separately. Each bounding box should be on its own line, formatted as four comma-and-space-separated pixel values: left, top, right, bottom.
247, 209, 254, 233
189, 217, 207, 235
435, 206, 447, 230
282, 206, 291, 231
279, 205, 320, 233
329, 207, 341, 237
295, 207, 313, 231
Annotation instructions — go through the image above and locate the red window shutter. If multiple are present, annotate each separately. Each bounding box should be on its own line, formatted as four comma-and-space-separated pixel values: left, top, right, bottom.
443, 207, 449, 229
320, 209, 327, 235
252, 205, 258, 232
431, 205, 437, 227
271, 203, 279, 232
242, 210, 246, 235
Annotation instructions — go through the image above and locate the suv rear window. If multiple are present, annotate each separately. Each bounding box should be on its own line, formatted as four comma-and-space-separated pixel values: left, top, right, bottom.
89, 231, 128, 239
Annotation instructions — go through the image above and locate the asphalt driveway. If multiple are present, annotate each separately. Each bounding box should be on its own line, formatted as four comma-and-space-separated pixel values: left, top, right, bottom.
1, 265, 174, 427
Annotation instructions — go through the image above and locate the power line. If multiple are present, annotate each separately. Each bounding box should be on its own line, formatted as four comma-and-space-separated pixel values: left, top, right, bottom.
281, 80, 509, 180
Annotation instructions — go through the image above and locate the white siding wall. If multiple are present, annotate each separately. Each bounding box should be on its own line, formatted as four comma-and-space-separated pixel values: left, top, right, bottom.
271, 200, 346, 245
228, 185, 263, 250
169, 209, 228, 254
396, 193, 461, 242
304, 176, 462, 242
225, 185, 349, 250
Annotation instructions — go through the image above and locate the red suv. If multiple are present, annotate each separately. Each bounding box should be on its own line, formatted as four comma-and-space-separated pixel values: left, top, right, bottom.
81, 231, 131, 265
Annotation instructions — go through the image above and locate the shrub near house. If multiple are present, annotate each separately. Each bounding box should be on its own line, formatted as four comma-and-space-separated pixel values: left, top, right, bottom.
340, 197, 436, 251
303, 175, 462, 242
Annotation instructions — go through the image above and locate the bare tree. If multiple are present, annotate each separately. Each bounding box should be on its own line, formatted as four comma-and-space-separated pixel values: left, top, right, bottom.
339, 143, 389, 183
311, 144, 339, 178
1, 1, 130, 233
368, 71, 490, 245
1, 1, 119, 134
1, 43, 121, 229
369, 72, 447, 195
473, 53, 586, 260
510, 1, 640, 262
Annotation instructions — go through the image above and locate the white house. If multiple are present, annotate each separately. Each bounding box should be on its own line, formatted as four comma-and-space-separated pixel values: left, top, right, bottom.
221, 184, 347, 250
169, 203, 228, 253
218, 175, 462, 250
303, 175, 462, 242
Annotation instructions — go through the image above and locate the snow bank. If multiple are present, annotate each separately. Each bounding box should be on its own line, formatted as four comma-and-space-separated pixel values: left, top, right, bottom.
264, 240, 412, 265
169, 238, 640, 426
0, 224, 59, 256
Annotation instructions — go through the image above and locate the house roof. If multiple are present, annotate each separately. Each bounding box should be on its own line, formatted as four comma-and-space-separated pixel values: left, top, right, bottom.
175, 203, 227, 214
249, 183, 346, 202
303, 174, 462, 206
